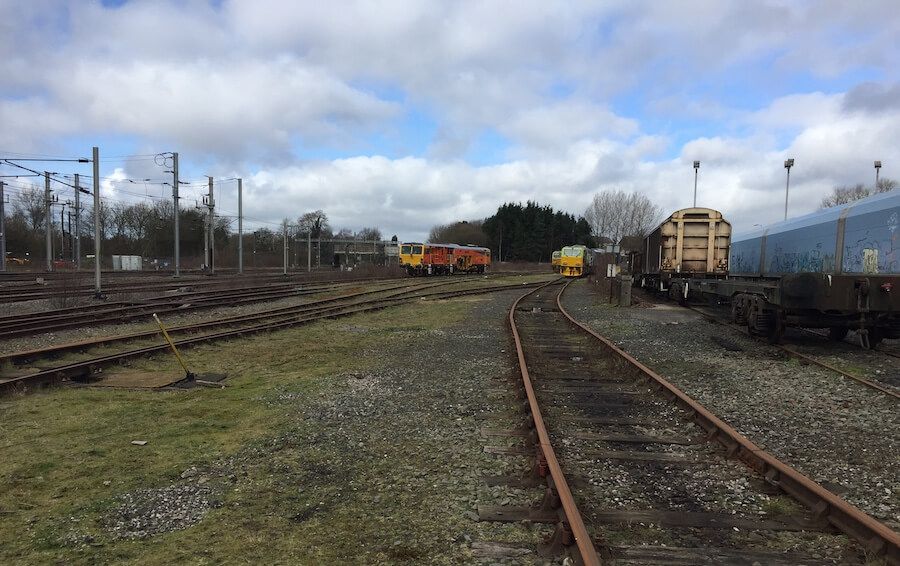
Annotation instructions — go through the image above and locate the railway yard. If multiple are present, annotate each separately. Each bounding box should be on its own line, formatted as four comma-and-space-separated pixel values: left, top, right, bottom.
1, 271, 898, 565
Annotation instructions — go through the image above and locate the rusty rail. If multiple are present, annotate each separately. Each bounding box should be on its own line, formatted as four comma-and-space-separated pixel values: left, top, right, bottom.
558, 288, 900, 565
1, 280, 546, 396
508, 279, 601, 565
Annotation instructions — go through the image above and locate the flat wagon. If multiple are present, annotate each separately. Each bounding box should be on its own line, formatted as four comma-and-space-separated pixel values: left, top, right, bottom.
699, 190, 900, 347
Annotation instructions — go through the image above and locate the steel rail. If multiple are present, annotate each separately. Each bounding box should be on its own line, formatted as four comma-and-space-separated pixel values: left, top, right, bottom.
687, 304, 900, 401
1, 280, 546, 396
558, 289, 900, 564
0, 280, 424, 339
508, 279, 601, 566
778, 345, 900, 401
0, 280, 445, 366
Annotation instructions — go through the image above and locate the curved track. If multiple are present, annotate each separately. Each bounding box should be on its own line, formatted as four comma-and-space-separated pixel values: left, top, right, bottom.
0, 278, 543, 396
481, 279, 899, 564
0, 279, 421, 339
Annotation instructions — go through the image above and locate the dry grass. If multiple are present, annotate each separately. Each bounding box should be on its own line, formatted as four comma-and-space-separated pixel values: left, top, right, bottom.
0, 293, 547, 565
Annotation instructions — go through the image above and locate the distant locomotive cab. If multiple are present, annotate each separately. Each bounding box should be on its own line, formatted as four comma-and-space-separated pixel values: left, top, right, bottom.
558, 245, 593, 277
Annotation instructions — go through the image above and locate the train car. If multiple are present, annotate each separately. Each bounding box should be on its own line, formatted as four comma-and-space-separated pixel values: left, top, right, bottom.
398, 242, 490, 276
558, 245, 593, 277
447, 243, 491, 273
698, 189, 900, 347
640, 207, 731, 301
551, 251, 561, 273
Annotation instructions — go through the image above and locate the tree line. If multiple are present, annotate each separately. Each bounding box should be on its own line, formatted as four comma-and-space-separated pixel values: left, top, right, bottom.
1, 185, 660, 267
426, 192, 660, 263
6, 176, 894, 268
819, 177, 897, 208
2, 186, 384, 268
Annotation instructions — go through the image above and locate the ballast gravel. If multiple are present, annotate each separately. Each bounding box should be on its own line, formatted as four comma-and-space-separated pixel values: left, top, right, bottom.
9, 274, 898, 563
563, 279, 900, 531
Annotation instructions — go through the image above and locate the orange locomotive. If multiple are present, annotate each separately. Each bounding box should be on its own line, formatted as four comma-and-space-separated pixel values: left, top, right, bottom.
398, 242, 491, 276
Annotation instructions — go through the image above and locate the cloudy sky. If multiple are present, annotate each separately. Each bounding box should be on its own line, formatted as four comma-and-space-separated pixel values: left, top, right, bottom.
2, 0, 899, 242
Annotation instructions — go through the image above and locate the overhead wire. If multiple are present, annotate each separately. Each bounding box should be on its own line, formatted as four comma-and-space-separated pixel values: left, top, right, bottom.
1, 155, 292, 234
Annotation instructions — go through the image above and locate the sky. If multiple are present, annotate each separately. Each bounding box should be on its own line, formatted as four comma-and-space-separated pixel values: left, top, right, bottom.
2, 0, 899, 243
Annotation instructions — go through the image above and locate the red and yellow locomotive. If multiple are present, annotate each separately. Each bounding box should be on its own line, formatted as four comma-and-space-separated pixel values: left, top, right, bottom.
398, 242, 491, 276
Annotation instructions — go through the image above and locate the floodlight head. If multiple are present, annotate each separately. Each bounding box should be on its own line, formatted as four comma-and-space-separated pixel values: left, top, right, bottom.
875, 160, 882, 169
784, 158, 794, 168
693, 160, 700, 169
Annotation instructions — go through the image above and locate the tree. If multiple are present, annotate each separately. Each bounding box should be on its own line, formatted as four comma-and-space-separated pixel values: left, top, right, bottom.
428, 221, 488, 246
296, 210, 329, 238
356, 227, 382, 241
820, 178, 897, 209
254, 228, 277, 252
13, 185, 46, 231
482, 201, 593, 262
584, 190, 661, 251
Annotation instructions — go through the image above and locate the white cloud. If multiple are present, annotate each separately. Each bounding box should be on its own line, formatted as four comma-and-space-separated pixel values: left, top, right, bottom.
2, 0, 900, 245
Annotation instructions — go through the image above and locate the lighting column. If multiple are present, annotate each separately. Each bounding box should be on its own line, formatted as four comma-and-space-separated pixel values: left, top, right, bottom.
693, 161, 700, 207
0, 181, 5, 273
783, 158, 794, 221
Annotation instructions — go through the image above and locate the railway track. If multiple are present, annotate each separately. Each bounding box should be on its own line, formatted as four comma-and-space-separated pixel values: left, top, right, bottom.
683, 300, 900, 401
0, 271, 292, 303
478, 279, 898, 564
0, 270, 406, 304
0, 278, 545, 396
0, 279, 421, 340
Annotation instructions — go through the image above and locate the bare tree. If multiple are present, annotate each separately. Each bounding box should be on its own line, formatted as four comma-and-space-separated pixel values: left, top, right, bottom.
13, 185, 46, 231
820, 177, 897, 209
356, 227, 382, 241
877, 177, 898, 193
124, 202, 156, 255
296, 210, 329, 238
81, 200, 112, 240
110, 201, 130, 240
584, 189, 661, 249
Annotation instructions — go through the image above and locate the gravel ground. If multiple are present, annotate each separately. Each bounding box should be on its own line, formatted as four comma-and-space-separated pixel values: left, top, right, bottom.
562, 278, 900, 531
6, 275, 898, 564
34, 284, 567, 564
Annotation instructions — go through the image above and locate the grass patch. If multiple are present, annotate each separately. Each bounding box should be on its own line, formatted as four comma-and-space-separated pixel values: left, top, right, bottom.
0, 298, 496, 564
761, 495, 802, 517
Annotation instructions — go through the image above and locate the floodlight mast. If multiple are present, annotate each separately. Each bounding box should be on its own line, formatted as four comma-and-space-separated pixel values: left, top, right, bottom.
783, 158, 794, 220
692, 161, 700, 207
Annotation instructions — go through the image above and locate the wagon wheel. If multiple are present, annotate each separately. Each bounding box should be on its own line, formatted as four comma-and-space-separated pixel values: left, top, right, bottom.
747, 301, 781, 343
766, 319, 785, 345
731, 299, 747, 325
766, 309, 785, 345
860, 327, 883, 350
